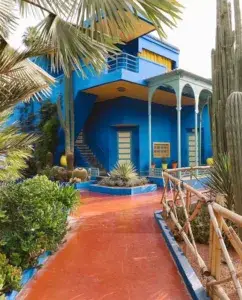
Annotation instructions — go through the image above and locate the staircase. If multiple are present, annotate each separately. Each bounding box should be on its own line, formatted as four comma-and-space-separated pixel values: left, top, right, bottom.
75, 131, 107, 176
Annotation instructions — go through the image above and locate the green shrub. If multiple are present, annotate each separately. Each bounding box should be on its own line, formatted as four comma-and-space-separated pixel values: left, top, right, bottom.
0, 176, 78, 269
173, 204, 210, 244
0, 253, 21, 296
99, 162, 148, 187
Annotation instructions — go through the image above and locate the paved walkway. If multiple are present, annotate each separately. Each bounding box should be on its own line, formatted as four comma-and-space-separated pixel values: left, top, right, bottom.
19, 190, 190, 300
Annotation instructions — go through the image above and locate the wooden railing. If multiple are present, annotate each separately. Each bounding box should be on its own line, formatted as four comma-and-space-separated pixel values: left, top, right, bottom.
161, 166, 242, 299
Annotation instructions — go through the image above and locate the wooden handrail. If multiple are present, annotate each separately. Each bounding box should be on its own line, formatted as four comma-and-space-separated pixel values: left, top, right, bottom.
162, 166, 242, 299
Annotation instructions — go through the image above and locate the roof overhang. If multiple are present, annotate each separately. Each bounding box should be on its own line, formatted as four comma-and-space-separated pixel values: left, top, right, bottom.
146, 69, 212, 105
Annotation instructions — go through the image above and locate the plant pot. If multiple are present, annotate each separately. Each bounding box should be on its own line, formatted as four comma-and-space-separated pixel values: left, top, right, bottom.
60, 155, 67, 167
206, 157, 214, 166
172, 162, 178, 169
162, 163, 168, 170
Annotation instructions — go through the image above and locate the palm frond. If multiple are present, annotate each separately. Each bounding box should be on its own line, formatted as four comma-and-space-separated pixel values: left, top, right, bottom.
73, 0, 183, 39
206, 153, 234, 210
0, 0, 18, 38
0, 42, 55, 111
0, 109, 38, 181
20, 0, 182, 75
17, 0, 71, 17
26, 14, 118, 76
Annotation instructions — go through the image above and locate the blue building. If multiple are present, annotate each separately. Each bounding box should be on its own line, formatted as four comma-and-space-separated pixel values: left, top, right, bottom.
13, 21, 213, 175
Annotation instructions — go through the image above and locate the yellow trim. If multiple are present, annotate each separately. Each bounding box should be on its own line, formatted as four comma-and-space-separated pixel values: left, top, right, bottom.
139, 49, 172, 71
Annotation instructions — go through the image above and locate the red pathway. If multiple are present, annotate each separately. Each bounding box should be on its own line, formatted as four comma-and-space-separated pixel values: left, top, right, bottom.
18, 190, 190, 300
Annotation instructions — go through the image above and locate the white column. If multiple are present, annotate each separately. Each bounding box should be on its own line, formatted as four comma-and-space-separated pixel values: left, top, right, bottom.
176, 93, 182, 168
199, 111, 202, 164
195, 94, 199, 170
148, 88, 154, 169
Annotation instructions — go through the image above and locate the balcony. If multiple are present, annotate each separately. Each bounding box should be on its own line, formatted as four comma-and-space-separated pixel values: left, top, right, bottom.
107, 53, 139, 73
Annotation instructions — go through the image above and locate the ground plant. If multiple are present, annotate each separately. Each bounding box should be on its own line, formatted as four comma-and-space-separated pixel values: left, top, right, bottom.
0, 253, 21, 296
0, 176, 78, 271
99, 162, 148, 187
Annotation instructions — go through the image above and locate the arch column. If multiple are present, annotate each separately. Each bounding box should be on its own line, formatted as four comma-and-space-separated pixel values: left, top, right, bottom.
148, 87, 157, 169
174, 85, 182, 168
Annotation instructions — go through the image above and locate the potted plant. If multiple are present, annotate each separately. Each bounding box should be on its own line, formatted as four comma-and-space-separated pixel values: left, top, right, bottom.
206, 157, 214, 166
162, 158, 168, 170
171, 160, 178, 169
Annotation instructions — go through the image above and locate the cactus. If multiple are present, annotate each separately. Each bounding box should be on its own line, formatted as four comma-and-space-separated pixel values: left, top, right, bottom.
226, 92, 242, 214
57, 69, 75, 161
210, 0, 235, 157
46, 152, 53, 167
212, 1, 242, 223
72, 168, 88, 182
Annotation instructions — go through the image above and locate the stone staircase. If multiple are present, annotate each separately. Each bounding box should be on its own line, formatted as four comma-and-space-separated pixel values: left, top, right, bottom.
75, 131, 107, 176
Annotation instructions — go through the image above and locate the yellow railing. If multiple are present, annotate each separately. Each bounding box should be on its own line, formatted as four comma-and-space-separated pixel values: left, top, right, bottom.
161, 166, 242, 299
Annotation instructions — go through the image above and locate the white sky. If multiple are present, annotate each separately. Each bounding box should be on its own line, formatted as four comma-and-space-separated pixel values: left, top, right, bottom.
164, 0, 216, 78
9, 0, 217, 78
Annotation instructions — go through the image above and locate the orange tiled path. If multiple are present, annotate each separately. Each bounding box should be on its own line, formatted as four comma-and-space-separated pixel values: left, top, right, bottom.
19, 190, 190, 300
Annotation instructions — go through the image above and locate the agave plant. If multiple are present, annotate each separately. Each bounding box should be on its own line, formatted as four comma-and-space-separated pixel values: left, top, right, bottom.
206, 153, 234, 210
110, 161, 138, 181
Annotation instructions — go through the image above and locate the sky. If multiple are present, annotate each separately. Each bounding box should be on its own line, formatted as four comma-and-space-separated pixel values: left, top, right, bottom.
9, 0, 217, 78
164, 0, 216, 78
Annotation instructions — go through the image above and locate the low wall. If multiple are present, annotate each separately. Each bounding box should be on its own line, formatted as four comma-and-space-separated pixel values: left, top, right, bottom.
154, 211, 209, 300
89, 184, 157, 195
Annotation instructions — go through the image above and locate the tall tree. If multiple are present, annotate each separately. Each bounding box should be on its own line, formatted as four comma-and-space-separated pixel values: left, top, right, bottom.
0, 0, 182, 170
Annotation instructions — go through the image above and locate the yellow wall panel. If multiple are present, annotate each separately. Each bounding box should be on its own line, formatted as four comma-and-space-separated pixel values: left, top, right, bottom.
139, 49, 172, 71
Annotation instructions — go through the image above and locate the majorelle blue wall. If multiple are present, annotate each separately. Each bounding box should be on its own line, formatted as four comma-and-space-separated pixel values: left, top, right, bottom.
84, 97, 212, 173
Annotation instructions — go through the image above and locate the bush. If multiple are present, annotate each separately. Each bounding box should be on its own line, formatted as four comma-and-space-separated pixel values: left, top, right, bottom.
0, 176, 78, 269
172, 204, 210, 244
0, 253, 21, 296
99, 162, 148, 187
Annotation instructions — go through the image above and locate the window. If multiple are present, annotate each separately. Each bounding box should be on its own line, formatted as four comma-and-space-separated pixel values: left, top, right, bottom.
153, 142, 170, 158
118, 131, 131, 163
139, 49, 173, 71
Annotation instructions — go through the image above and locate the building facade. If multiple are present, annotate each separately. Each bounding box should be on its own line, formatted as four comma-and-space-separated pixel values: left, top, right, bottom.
12, 21, 213, 175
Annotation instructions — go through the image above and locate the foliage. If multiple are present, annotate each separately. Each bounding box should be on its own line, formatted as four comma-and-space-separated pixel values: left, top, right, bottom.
0, 38, 54, 112
0, 253, 21, 296
11, 0, 182, 76
35, 101, 59, 169
0, 109, 37, 181
206, 153, 234, 210
173, 205, 210, 244
99, 162, 148, 187
110, 162, 138, 181
19, 101, 59, 176
0, 176, 78, 269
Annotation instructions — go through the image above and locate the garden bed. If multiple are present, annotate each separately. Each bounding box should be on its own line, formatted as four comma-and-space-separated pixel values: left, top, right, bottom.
74, 180, 96, 190
156, 210, 242, 300
180, 242, 241, 300
89, 183, 157, 195
154, 211, 208, 300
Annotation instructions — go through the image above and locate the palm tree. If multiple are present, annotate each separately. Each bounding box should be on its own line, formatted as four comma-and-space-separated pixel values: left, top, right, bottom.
0, 0, 182, 172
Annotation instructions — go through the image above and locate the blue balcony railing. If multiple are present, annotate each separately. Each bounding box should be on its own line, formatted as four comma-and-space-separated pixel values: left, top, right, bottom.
107, 53, 139, 73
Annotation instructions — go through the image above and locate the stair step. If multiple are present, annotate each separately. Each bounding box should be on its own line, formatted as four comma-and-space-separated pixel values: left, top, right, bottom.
75, 131, 106, 173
